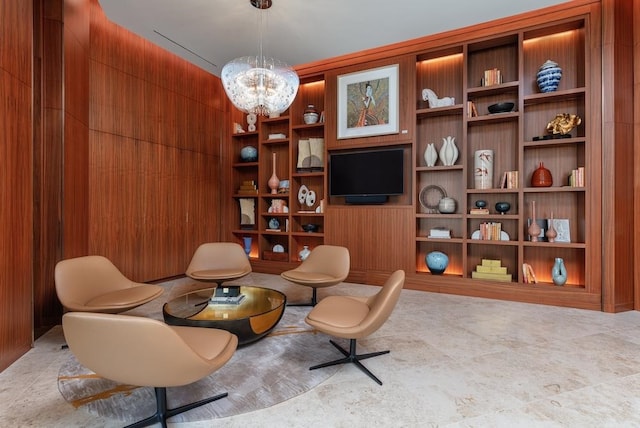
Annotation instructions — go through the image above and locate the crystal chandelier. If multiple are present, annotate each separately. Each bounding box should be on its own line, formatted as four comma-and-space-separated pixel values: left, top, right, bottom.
221, 0, 299, 116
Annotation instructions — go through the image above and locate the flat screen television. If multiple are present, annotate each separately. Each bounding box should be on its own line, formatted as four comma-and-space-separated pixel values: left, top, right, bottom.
329, 147, 404, 204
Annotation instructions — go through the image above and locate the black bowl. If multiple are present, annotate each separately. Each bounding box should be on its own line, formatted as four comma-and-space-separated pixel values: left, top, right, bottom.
488, 102, 515, 114
301, 224, 319, 233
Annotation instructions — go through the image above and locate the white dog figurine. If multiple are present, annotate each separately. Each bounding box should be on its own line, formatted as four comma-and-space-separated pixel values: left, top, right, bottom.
422, 88, 455, 108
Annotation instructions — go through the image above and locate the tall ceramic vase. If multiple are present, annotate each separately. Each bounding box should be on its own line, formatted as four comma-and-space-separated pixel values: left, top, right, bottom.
474, 149, 494, 189
424, 143, 437, 167
551, 257, 567, 286
268, 152, 280, 194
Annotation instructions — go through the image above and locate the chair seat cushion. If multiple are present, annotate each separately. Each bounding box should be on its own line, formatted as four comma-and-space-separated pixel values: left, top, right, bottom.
85, 285, 163, 310
306, 296, 369, 329
189, 268, 250, 281
281, 271, 339, 286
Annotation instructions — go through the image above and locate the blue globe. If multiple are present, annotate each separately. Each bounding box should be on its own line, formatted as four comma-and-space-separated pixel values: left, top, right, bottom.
240, 145, 258, 162
426, 251, 449, 275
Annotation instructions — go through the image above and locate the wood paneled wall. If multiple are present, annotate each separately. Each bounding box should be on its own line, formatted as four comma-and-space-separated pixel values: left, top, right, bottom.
0, 0, 34, 371
85, 1, 225, 281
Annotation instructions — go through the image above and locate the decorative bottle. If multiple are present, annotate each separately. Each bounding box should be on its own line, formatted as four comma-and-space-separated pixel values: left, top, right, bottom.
298, 245, 311, 261
528, 200, 541, 242
551, 257, 567, 286
268, 152, 280, 194
545, 213, 557, 243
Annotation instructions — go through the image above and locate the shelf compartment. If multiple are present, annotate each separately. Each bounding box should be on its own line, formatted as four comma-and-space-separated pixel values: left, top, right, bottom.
522, 245, 585, 287
416, 240, 463, 276
466, 243, 518, 282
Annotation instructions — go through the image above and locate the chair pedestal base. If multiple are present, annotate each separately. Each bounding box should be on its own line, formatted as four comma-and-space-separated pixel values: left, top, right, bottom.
309, 339, 389, 385
287, 287, 318, 307
125, 386, 228, 428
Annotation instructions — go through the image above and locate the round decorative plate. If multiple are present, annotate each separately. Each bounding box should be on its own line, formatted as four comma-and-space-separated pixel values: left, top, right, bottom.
272, 244, 285, 253
419, 185, 446, 211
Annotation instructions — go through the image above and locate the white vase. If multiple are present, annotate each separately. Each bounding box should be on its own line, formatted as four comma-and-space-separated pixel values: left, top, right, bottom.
474, 149, 494, 189
438, 136, 458, 166
424, 143, 437, 167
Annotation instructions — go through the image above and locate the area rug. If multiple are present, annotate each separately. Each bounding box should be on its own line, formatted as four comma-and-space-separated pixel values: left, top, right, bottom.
57, 302, 341, 425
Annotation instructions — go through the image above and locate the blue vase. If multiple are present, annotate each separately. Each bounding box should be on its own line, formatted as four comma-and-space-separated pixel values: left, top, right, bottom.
242, 237, 252, 257
426, 251, 449, 275
240, 145, 258, 162
551, 257, 567, 286
536, 60, 562, 93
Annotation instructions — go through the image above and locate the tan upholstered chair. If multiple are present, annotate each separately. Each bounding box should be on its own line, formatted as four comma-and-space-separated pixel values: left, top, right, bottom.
54, 255, 163, 314
186, 242, 252, 286
305, 269, 405, 385
62, 312, 238, 428
281, 244, 350, 306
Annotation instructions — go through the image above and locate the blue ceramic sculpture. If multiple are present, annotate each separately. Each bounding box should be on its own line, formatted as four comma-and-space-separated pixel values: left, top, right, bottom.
536, 60, 562, 93
240, 145, 258, 162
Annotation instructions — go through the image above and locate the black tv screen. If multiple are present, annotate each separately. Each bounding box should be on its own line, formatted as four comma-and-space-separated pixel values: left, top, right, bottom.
329, 148, 404, 204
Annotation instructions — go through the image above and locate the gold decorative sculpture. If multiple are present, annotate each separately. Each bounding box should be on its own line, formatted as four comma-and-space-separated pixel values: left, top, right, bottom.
546, 113, 581, 135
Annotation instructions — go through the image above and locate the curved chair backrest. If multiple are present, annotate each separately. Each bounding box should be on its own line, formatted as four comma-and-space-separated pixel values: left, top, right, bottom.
357, 269, 405, 338
295, 245, 350, 280
186, 242, 251, 277
55, 255, 144, 312
62, 312, 237, 388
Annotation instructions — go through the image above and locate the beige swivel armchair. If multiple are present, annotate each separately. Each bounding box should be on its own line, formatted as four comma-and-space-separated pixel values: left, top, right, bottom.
186, 242, 252, 286
54, 255, 163, 314
305, 269, 405, 385
62, 312, 238, 428
281, 244, 350, 306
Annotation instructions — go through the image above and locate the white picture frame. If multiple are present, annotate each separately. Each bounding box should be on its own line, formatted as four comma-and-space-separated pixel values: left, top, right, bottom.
550, 218, 571, 243
337, 64, 399, 139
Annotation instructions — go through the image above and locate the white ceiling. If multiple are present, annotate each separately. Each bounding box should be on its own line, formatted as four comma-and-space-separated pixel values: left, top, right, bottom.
98, 0, 570, 77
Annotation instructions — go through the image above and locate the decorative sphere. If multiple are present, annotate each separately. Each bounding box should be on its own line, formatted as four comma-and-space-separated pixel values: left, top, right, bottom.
240, 145, 258, 162
495, 202, 511, 214
426, 251, 449, 275
475, 200, 487, 208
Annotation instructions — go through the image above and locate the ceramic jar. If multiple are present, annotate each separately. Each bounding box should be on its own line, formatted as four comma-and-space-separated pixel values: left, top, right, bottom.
551, 257, 567, 286
303, 105, 319, 124
537, 60, 562, 93
240, 145, 258, 162
298, 245, 311, 261
438, 197, 456, 214
531, 162, 553, 187
426, 251, 449, 275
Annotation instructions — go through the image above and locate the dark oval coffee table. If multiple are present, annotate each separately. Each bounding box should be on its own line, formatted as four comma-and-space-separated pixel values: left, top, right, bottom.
163, 285, 286, 345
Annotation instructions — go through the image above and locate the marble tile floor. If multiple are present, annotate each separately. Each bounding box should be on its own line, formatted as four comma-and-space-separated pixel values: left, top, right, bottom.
2, 272, 640, 427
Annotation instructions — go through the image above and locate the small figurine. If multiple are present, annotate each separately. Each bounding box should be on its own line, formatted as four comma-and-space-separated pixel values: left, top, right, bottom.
421, 88, 455, 108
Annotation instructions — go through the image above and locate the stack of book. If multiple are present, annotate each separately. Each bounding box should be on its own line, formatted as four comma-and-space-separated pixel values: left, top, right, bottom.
499, 171, 519, 189
428, 227, 451, 239
481, 68, 502, 86
568, 167, 585, 187
469, 207, 489, 215
237, 180, 258, 195
479, 222, 502, 240
471, 259, 512, 282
